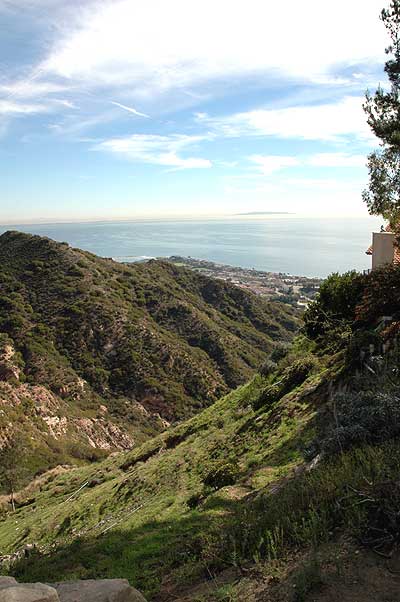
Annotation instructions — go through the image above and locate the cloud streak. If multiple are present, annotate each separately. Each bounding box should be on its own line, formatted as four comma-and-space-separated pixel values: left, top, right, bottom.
110, 101, 150, 118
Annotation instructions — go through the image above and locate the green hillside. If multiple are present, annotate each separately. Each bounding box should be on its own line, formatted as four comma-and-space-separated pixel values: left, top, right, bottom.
2, 266, 399, 601
0, 231, 299, 479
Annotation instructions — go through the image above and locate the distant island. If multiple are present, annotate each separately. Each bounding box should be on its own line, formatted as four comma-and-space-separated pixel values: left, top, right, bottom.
235, 211, 295, 216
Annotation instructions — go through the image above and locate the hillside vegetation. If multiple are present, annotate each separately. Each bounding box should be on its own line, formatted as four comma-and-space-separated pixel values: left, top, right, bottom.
0, 231, 299, 480
2, 265, 400, 601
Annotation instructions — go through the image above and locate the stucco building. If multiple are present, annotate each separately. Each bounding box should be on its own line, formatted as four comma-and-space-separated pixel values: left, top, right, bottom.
366, 224, 400, 270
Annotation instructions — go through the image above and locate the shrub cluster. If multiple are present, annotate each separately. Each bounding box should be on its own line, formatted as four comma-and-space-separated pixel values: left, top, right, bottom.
203, 461, 239, 490
321, 390, 400, 454
254, 357, 315, 410
304, 271, 366, 341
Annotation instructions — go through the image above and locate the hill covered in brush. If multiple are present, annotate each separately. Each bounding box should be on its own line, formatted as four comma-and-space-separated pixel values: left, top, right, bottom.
0, 230, 299, 478
2, 265, 400, 601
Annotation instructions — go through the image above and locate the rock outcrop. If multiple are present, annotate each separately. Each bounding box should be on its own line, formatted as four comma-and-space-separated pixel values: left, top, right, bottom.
51, 579, 147, 602
0, 577, 146, 602
0, 576, 18, 589
0, 579, 58, 602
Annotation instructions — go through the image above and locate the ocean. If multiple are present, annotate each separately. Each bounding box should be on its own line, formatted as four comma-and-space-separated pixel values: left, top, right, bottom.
0, 216, 382, 278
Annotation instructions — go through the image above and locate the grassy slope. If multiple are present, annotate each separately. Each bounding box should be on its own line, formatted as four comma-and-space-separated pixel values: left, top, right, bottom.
2, 267, 400, 601
2, 341, 400, 600
0, 337, 331, 594
0, 231, 299, 476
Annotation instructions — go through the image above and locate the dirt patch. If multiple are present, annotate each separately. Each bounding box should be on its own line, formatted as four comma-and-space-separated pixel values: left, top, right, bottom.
252, 540, 400, 602
158, 540, 400, 602
309, 547, 400, 602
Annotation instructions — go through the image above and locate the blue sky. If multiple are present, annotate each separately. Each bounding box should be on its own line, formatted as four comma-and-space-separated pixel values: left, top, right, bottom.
0, 0, 390, 222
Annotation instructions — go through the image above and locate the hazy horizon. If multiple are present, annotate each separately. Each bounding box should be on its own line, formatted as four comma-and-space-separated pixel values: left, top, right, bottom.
0, 212, 384, 227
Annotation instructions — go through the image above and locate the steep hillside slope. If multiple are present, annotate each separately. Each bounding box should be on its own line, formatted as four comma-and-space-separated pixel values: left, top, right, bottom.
0, 231, 299, 477
2, 266, 400, 602
0, 349, 325, 592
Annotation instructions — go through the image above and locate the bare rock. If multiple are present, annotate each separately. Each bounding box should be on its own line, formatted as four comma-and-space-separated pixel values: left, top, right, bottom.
0, 576, 18, 590
51, 579, 146, 602
0, 583, 59, 602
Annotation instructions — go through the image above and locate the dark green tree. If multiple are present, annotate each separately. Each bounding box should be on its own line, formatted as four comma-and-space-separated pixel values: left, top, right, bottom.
0, 433, 29, 511
363, 1, 400, 225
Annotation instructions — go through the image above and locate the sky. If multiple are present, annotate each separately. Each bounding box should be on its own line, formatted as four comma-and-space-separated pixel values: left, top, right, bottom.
0, 0, 391, 222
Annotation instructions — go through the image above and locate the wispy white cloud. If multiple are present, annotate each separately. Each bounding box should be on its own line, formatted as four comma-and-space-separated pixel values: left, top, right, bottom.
249, 155, 300, 175
110, 101, 150, 118
51, 99, 78, 109
0, 0, 386, 139
39, 0, 385, 93
248, 152, 366, 175
94, 134, 212, 169
197, 97, 374, 143
307, 152, 366, 167
0, 80, 67, 99
0, 99, 49, 115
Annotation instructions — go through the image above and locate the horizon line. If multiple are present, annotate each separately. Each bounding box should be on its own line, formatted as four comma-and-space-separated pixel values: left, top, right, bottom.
0, 212, 382, 227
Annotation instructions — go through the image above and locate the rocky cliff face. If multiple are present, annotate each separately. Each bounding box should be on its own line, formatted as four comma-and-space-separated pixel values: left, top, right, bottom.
0, 337, 164, 480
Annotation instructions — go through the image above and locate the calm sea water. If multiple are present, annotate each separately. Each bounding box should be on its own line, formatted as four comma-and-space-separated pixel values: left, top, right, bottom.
0, 216, 382, 278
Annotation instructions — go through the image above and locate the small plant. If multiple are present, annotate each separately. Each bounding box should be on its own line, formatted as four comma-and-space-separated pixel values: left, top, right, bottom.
292, 553, 323, 602
187, 492, 204, 509
270, 342, 290, 364
203, 461, 239, 490
258, 359, 277, 377
253, 357, 315, 410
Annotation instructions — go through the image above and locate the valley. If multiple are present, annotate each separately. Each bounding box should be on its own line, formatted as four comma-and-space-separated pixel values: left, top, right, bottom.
0, 230, 299, 482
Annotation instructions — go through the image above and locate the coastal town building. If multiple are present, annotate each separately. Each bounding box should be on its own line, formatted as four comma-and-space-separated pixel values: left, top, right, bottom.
167, 256, 321, 306
366, 224, 400, 269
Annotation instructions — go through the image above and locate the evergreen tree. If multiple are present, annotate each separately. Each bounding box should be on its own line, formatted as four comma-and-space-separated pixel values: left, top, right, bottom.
363, 1, 400, 226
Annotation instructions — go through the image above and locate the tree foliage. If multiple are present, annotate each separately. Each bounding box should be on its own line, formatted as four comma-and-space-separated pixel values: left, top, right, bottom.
0, 434, 29, 509
363, 1, 400, 224
303, 271, 366, 341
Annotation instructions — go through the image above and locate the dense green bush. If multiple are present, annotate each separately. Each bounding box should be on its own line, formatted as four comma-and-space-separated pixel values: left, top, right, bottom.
355, 264, 400, 325
346, 329, 383, 365
270, 342, 290, 363
304, 271, 366, 341
203, 461, 239, 490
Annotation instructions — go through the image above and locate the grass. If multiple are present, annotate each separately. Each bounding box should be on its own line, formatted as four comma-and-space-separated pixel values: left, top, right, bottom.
3, 267, 400, 600
7, 434, 400, 598
1, 348, 399, 600
0, 362, 323, 596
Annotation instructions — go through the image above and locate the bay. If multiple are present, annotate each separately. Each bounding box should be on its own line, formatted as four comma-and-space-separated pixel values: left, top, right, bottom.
0, 216, 382, 278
